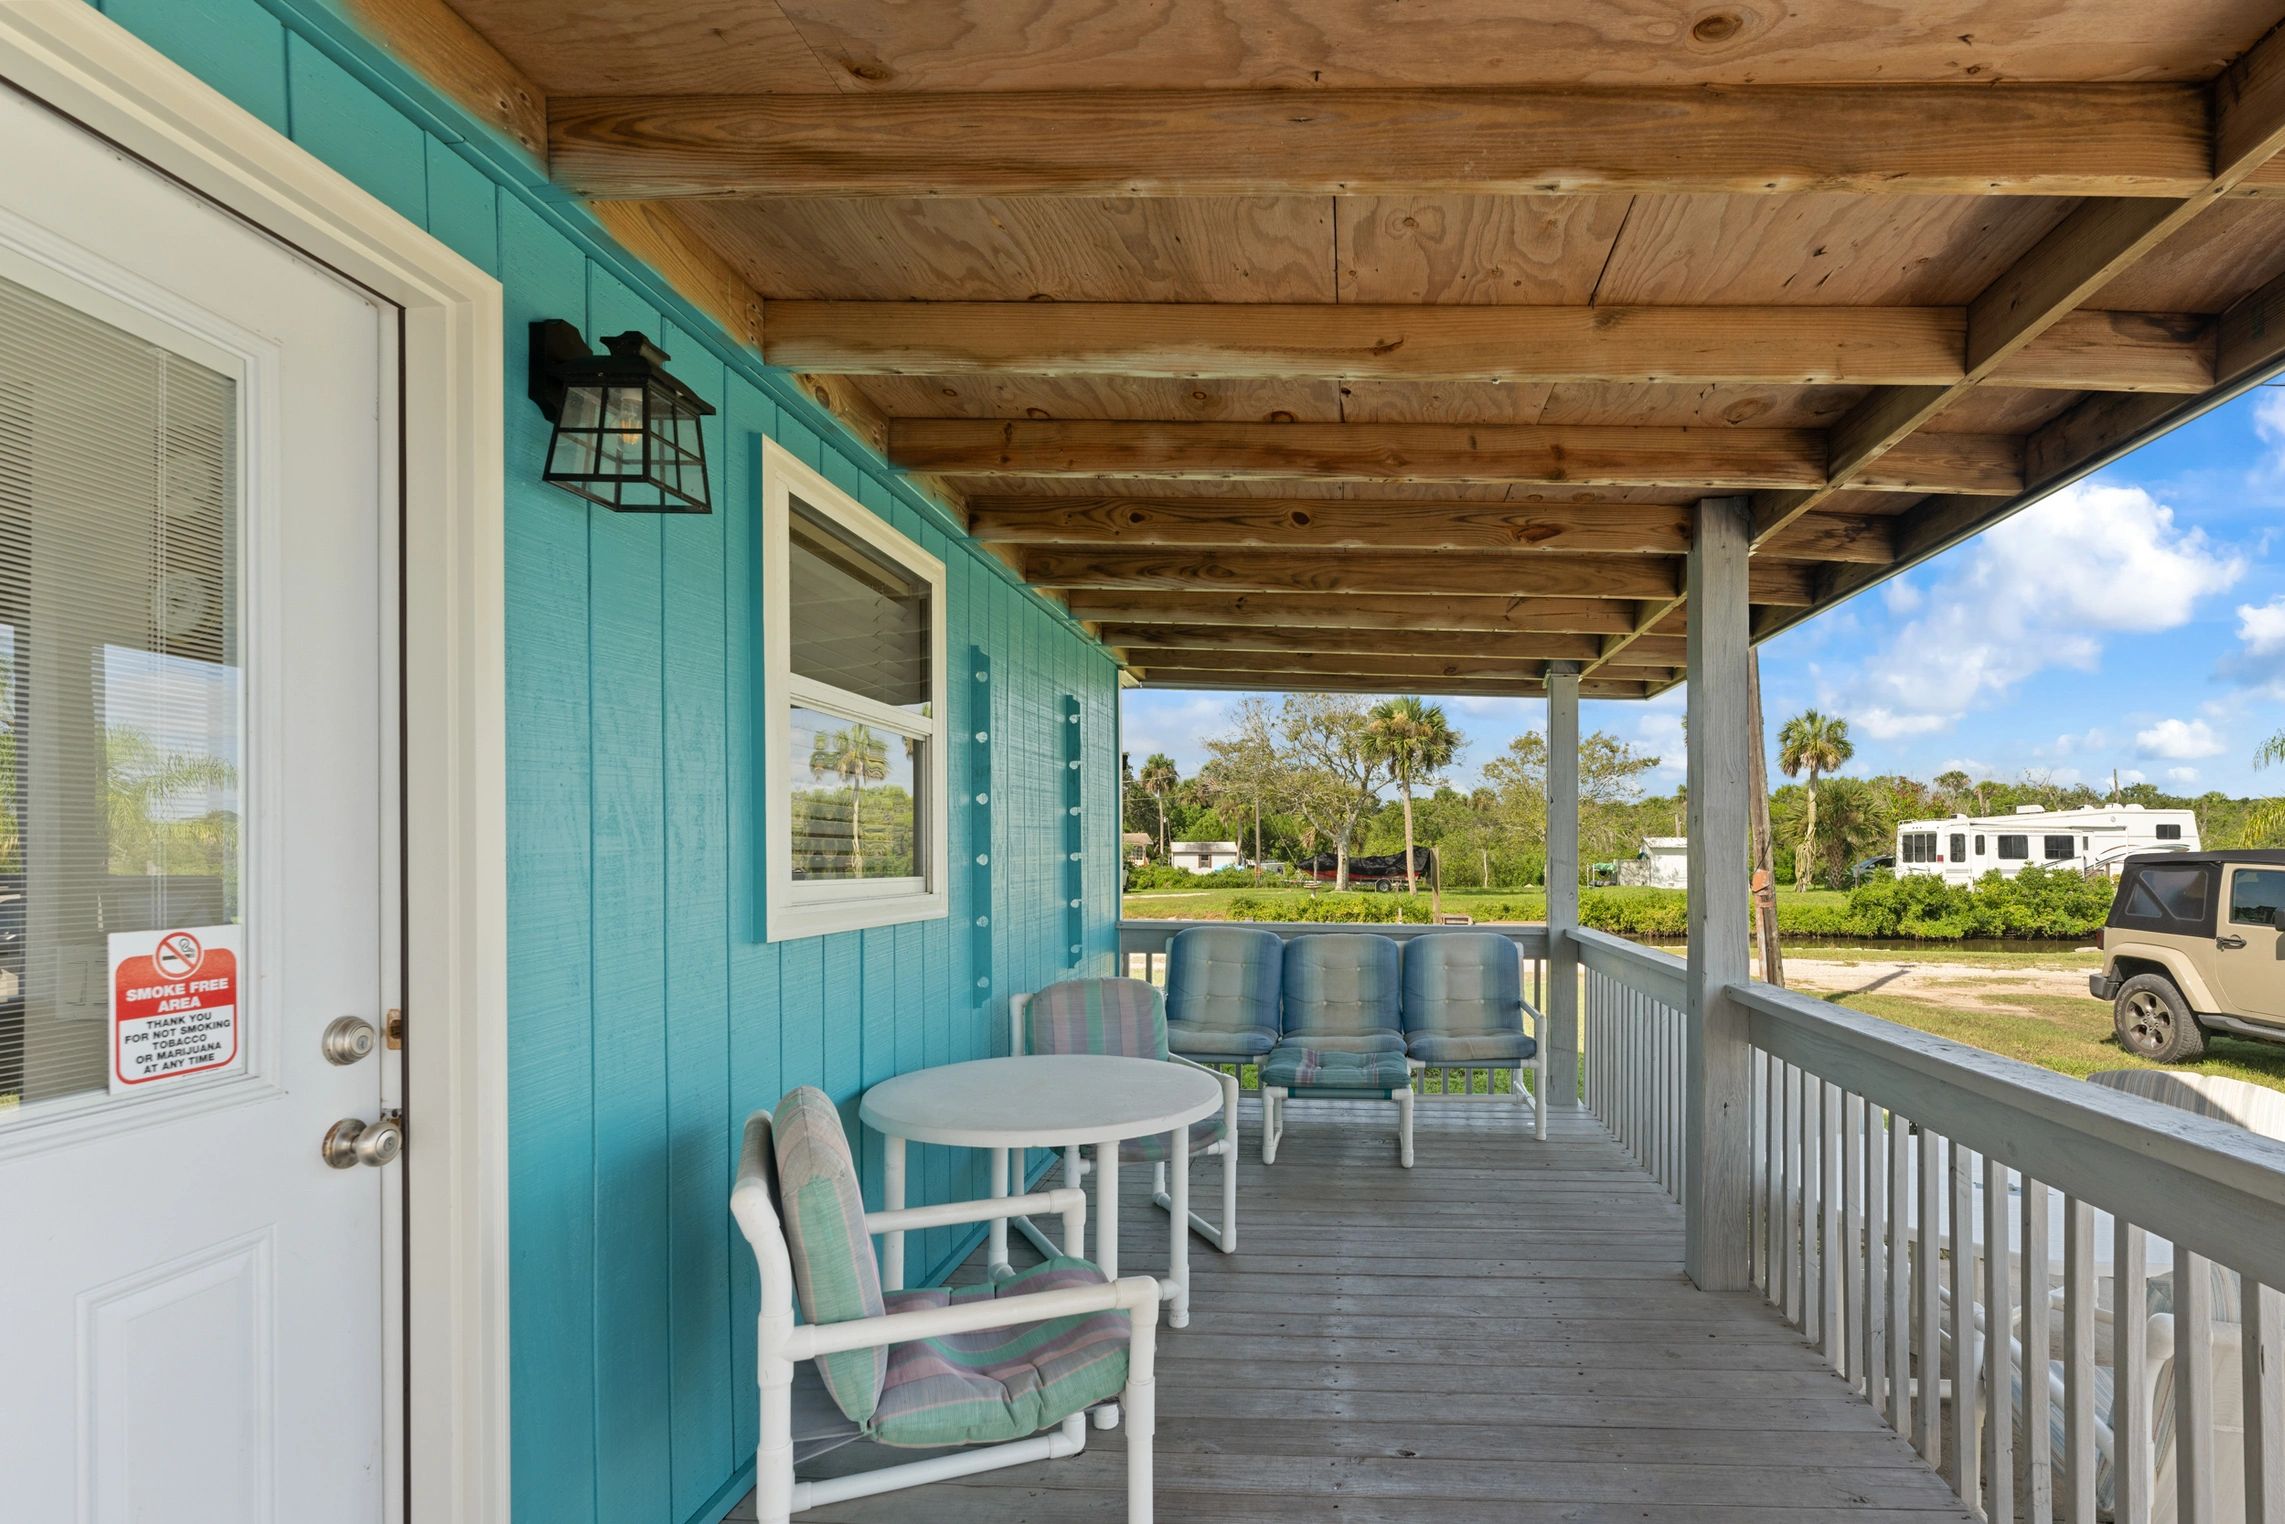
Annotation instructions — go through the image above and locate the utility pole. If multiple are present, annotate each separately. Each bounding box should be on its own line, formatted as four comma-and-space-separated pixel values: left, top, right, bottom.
1745, 650, 1784, 988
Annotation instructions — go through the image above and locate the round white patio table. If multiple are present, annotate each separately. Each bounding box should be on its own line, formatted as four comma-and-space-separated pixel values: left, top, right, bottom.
860, 1055, 1222, 1335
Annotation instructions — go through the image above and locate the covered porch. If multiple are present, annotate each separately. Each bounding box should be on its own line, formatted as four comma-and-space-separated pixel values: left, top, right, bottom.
54, 0, 2285, 1519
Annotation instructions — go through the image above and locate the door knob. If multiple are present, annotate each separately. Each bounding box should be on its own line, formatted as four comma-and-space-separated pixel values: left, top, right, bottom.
321, 1112, 404, 1169
2219, 934, 2248, 950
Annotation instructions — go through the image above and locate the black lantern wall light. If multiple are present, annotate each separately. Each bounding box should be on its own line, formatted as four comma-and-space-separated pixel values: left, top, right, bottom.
529, 320, 716, 513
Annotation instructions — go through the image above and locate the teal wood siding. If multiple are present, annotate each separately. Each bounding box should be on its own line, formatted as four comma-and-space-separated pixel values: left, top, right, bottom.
86, 3, 1124, 1520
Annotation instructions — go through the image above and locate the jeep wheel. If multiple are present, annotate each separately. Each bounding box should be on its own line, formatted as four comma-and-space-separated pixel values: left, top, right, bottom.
2114, 974, 2207, 1064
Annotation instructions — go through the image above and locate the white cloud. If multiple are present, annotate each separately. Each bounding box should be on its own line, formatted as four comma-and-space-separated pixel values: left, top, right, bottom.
2121, 768, 2148, 785
1884, 579, 1923, 616
1836, 482, 2243, 737
2168, 766, 2201, 785
2241, 596, 2285, 656
2255, 388, 2285, 449
1939, 758, 1997, 779
1858, 707, 1951, 740
2135, 717, 2226, 760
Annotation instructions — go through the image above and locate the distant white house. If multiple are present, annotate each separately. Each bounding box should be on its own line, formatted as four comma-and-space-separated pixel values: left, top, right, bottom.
1894, 803, 2199, 884
1171, 839, 1245, 873
1612, 837, 1690, 889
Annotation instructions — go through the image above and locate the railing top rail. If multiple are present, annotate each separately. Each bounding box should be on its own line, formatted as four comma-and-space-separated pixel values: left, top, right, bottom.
1734, 975, 2285, 1278
1569, 926, 1688, 1009
1117, 917, 1551, 951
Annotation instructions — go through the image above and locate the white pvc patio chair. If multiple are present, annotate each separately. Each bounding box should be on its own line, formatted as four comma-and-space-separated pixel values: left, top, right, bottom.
732, 1088, 1162, 1523
1012, 977, 1243, 1256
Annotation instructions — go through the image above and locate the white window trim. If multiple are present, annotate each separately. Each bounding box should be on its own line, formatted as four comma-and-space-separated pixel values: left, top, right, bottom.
0, 8, 513, 1520
760, 437, 948, 941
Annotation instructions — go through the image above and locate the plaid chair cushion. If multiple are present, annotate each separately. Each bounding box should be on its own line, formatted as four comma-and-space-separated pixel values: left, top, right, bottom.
1166, 1017, 1281, 1059
1165, 926, 1284, 1058
772, 1086, 887, 1424
1026, 978, 1168, 1060
1405, 1030, 1536, 1064
871, 1258, 1129, 1448
1121, 1112, 1231, 1163
1281, 934, 1404, 1053
1260, 1044, 1412, 1092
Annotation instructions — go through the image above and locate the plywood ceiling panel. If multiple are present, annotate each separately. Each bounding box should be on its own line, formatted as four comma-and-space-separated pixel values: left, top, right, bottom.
1594, 194, 2075, 306
1336, 380, 1553, 425
762, 0, 2283, 90
682, 196, 1334, 302
1335, 195, 1630, 304
1922, 387, 2081, 435
446, 0, 846, 94
851, 374, 1344, 423
1535, 381, 1869, 430
2089, 198, 2285, 312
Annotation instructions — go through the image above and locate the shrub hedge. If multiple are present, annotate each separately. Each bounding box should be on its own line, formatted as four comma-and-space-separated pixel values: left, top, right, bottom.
1212, 867, 2115, 940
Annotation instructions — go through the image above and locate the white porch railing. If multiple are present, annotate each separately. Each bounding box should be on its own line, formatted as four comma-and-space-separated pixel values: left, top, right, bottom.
1574, 927, 1688, 1201
1577, 924, 2285, 1524
1114, 918, 1549, 1101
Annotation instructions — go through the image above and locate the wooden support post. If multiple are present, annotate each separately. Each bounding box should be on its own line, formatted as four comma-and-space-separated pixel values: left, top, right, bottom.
1546, 663, 1582, 1108
1686, 495, 1755, 1291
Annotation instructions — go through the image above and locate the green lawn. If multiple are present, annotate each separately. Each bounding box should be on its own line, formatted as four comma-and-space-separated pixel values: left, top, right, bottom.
1833, 988, 2285, 1094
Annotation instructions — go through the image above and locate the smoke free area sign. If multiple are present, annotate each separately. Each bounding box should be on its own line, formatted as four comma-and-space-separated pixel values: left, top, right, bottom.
110, 926, 243, 1094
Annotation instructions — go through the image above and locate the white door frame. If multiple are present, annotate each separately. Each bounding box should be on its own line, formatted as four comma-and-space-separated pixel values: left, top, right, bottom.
0, 5, 510, 1521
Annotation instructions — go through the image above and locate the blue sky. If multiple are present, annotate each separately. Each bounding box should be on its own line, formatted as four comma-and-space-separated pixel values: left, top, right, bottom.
1120, 385, 2285, 799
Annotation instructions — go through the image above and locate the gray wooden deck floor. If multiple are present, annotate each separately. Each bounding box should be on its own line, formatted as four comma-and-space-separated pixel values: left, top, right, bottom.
733, 1099, 1973, 1523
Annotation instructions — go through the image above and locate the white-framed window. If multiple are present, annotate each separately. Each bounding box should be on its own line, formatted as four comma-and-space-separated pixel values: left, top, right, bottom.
761, 439, 947, 941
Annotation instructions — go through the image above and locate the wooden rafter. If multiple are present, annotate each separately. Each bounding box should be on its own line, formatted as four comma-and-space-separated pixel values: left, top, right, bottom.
970, 496, 1898, 565
1063, 592, 1641, 636
1127, 666, 1655, 700
548, 84, 2216, 200
890, 419, 2023, 495
765, 302, 2213, 393
1021, 547, 1820, 604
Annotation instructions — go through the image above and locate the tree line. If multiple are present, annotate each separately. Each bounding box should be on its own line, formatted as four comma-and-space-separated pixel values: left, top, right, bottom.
1125, 695, 2285, 893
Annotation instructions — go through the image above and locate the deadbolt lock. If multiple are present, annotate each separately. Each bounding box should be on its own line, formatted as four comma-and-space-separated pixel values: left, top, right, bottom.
322, 1016, 378, 1066
321, 1110, 405, 1170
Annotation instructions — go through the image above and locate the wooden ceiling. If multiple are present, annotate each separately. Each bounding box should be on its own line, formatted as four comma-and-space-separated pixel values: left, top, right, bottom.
374, 0, 2285, 700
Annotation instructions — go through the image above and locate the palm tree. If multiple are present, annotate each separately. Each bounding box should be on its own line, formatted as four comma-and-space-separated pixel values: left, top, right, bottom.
2251, 732, 2285, 845
809, 722, 888, 876
1137, 752, 1179, 861
1812, 776, 1895, 888
1935, 768, 1973, 812
1778, 709, 1855, 891
1365, 696, 1461, 894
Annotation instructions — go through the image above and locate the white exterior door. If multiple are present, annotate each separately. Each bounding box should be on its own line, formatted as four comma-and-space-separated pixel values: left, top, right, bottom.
0, 87, 396, 1523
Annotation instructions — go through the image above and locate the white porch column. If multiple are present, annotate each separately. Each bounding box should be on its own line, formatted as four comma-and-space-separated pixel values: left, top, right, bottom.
1544, 661, 1581, 1106
1684, 495, 1755, 1291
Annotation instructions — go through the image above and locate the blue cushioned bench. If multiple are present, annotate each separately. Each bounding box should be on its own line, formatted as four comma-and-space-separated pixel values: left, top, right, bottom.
1258, 935, 1417, 1168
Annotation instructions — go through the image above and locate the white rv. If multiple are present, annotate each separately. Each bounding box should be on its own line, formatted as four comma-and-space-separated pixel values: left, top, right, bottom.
1893, 803, 2199, 884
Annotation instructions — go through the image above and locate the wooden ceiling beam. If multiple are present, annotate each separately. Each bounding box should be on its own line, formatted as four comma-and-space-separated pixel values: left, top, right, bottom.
1063, 592, 1640, 636
1023, 547, 1819, 605
893, 419, 1829, 489
766, 301, 2212, 394
548, 85, 2209, 200
1102, 625, 1611, 662
1122, 649, 1571, 683
895, 418, 2020, 494
1127, 667, 1654, 700
1022, 548, 1684, 600
969, 497, 1691, 554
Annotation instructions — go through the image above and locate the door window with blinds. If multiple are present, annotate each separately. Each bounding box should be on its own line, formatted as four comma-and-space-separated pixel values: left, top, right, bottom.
0, 266, 242, 1118
760, 438, 946, 940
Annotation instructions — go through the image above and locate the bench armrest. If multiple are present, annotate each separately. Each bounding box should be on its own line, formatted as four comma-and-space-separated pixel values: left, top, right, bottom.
788, 1273, 1161, 1359
865, 1186, 1085, 1237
